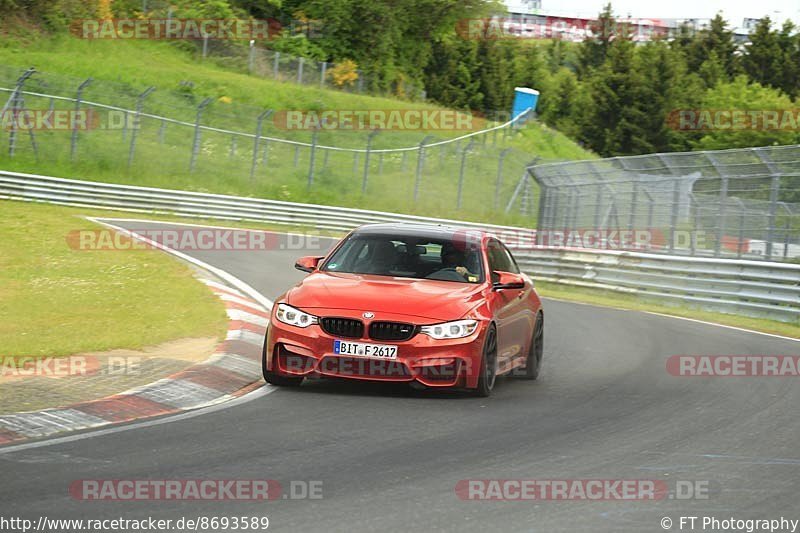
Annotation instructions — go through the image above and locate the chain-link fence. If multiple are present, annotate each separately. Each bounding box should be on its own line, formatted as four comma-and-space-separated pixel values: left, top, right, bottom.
0, 66, 538, 225
530, 146, 800, 261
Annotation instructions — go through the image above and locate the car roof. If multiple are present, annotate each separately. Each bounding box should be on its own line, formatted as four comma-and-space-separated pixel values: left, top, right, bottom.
353, 223, 490, 241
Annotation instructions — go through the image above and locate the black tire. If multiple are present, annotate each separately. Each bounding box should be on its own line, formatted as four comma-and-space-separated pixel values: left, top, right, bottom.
262, 338, 304, 387
521, 313, 544, 381
474, 325, 498, 397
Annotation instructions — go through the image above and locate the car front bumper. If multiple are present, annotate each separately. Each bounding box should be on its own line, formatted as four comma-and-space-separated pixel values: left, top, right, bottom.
265, 308, 487, 389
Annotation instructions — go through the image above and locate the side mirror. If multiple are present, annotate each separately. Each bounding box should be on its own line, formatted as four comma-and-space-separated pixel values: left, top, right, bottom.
295, 256, 324, 273
492, 271, 525, 291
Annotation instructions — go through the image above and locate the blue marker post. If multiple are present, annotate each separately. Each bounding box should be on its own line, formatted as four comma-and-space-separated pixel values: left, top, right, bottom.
512, 87, 539, 127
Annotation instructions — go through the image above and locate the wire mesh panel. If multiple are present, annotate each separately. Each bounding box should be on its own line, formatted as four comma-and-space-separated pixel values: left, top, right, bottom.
530, 146, 800, 261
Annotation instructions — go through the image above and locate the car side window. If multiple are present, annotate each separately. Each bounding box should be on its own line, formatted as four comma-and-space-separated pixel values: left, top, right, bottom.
487, 239, 509, 283
500, 243, 520, 274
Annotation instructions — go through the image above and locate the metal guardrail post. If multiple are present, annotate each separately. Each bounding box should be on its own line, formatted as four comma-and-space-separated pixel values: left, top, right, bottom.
765, 175, 782, 260
128, 86, 155, 168
628, 181, 639, 231
362, 129, 380, 194
297, 57, 304, 84
702, 151, 728, 258
248, 41, 256, 74
688, 193, 698, 256
593, 183, 603, 229
714, 175, 729, 257
273, 52, 280, 78
189, 98, 212, 173
320, 62, 327, 89
5, 68, 35, 158
734, 198, 746, 258
307, 126, 319, 189
456, 139, 476, 210
413, 136, 434, 202
494, 148, 511, 210
668, 178, 681, 253
250, 109, 273, 182
642, 189, 655, 231
229, 135, 237, 158
535, 182, 548, 245
71, 77, 93, 161
779, 202, 791, 260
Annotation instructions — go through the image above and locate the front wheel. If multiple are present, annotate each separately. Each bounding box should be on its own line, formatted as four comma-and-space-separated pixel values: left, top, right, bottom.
474, 325, 498, 397
521, 313, 543, 381
262, 339, 304, 387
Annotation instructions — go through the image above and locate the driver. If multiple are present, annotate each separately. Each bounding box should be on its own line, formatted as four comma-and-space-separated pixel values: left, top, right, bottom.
441, 243, 477, 279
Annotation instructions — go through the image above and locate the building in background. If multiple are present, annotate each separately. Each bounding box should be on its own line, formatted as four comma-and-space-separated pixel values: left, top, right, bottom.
497, 2, 753, 44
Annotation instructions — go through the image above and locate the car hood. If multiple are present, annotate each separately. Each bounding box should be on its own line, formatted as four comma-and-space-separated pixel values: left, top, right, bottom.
286, 272, 485, 322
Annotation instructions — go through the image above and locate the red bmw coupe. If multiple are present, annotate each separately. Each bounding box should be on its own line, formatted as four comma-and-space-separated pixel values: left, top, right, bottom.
262, 224, 544, 396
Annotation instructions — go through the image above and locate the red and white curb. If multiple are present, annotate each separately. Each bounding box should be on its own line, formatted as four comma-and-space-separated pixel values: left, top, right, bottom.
0, 278, 270, 445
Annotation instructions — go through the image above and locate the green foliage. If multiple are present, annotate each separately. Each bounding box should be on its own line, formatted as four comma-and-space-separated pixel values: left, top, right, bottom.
5, 0, 800, 157
692, 76, 800, 151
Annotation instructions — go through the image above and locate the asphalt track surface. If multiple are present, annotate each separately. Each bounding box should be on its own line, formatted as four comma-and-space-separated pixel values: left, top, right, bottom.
2, 220, 799, 533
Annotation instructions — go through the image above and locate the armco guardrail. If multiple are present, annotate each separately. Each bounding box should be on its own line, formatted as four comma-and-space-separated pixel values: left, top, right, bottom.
0, 170, 525, 234
514, 248, 800, 323
2, 170, 798, 323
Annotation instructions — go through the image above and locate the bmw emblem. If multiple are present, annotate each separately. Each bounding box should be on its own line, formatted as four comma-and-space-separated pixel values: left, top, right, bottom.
362, 312, 375, 319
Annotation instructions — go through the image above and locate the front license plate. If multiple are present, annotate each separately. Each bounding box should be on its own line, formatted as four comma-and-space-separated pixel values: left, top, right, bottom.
334, 340, 398, 360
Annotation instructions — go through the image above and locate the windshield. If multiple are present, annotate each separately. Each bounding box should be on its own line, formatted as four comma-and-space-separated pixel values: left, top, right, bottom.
321, 234, 484, 284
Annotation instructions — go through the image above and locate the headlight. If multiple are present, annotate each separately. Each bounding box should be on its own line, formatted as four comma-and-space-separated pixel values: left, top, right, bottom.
421, 320, 479, 340
275, 303, 318, 328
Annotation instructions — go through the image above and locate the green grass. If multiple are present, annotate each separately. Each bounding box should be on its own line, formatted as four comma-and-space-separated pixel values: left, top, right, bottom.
0, 36, 595, 226
0, 200, 229, 357
536, 281, 800, 339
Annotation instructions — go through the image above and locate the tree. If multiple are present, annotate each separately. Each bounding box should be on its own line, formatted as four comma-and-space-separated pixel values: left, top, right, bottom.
578, 3, 615, 77
424, 38, 484, 111
580, 35, 650, 156
742, 17, 782, 88
691, 14, 741, 79
692, 76, 800, 151
634, 40, 684, 153
775, 20, 800, 98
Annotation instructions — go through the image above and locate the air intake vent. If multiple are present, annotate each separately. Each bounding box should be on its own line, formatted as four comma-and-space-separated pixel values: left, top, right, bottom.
369, 321, 418, 342
320, 317, 364, 339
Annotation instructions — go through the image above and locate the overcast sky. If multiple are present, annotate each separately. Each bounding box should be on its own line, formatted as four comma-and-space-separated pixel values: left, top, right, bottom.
506, 0, 800, 25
